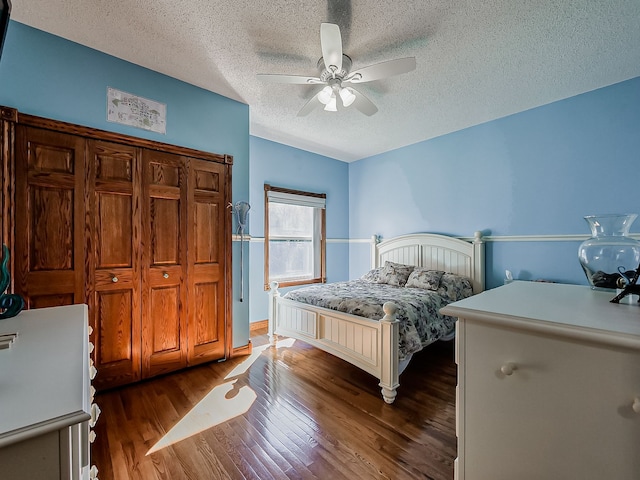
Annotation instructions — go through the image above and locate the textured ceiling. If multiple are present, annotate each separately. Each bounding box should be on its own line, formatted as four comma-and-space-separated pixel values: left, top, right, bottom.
11, 0, 640, 162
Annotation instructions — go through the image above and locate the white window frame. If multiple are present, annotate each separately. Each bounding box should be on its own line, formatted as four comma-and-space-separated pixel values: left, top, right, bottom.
264, 184, 326, 289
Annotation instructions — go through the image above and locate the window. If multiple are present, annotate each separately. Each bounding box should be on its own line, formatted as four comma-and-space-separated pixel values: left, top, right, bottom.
264, 184, 326, 289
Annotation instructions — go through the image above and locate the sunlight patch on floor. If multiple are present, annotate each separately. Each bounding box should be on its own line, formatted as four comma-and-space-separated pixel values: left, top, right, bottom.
224, 337, 296, 380
146, 380, 256, 454
146, 337, 296, 455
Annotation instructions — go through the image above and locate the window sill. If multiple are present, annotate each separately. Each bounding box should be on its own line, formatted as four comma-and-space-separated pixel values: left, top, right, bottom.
265, 277, 325, 290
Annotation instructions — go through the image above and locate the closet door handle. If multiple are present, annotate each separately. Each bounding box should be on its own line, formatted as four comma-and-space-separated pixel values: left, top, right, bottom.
500, 363, 517, 376
163, 272, 169, 279
633, 397, 640, 414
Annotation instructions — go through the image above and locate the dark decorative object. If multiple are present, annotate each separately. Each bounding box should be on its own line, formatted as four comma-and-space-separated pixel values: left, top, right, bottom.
0, 244, 24, 319
610, 262, 640, 304
578, 214, 640, 289
0, 0, 11, 63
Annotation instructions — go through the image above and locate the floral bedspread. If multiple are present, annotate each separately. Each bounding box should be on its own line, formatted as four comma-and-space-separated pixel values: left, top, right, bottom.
283, 280, 459, 360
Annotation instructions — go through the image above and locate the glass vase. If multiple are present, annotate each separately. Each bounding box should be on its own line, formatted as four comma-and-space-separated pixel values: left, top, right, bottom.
578, 214, 640, 290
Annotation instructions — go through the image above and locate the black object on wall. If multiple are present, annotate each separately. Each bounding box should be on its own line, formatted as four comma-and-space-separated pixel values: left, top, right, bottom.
0, 0, 11, 63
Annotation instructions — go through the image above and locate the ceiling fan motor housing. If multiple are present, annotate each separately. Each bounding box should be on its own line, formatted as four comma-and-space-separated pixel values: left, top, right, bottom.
318, 54, 352, 81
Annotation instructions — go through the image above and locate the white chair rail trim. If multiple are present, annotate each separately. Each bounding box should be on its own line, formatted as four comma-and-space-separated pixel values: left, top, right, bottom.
245, 234, 639, 243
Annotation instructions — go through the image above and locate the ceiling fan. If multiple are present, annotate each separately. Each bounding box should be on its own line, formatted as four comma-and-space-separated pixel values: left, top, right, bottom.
257, 23, 416, 117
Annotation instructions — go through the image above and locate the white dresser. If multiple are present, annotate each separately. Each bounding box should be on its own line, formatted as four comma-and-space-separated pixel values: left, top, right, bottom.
441, 281, 640, 480
0, 304, 96, 480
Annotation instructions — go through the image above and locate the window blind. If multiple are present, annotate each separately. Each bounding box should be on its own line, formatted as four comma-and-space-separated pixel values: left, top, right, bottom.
266, 190, 326, 209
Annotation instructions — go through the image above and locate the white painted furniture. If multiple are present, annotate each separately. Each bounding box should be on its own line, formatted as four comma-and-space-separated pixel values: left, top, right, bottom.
269, 232, 485, 403
441, 281, 640, 480
0, 304, 95, 480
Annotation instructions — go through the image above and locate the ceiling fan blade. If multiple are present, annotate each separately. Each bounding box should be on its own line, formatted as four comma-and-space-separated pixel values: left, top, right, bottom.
345, 57, 416, 84
320, 23, 342, 73
257, 74, 324, 85
350, 89, 378, 116
297, 92, 322, 117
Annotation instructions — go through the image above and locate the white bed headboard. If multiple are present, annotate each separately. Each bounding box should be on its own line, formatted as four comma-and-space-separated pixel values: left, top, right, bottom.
372, 232, 485, 293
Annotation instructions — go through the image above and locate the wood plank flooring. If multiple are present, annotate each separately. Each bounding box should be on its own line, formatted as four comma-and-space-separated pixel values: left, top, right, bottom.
92, 331, 457, 479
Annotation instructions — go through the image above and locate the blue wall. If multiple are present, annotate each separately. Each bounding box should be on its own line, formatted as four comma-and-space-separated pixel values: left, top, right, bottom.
0, 22, 252, 347
6, 21, 640, 330
248, 136, 350, 322
349, 77, 640, 289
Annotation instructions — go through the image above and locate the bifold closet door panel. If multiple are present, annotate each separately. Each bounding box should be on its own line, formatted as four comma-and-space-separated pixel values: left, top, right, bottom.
88, 140, 142, 389
14, 126, 86, 308
5, 107, 233, 391
141, 149, 188, 378
187, 159, 229, 365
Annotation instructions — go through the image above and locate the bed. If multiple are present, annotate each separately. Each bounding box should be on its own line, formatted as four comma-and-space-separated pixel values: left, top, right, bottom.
268, 232, 485, 404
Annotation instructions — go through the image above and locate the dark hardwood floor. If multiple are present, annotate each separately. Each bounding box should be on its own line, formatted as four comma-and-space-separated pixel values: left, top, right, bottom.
92, 330, 457, 479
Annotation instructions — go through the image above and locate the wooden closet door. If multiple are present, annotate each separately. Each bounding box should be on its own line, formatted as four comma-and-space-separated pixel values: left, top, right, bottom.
141, 150, 188, 378
88, 140, 142, 389
187, 158, 230, 365
13, 126, 86, 308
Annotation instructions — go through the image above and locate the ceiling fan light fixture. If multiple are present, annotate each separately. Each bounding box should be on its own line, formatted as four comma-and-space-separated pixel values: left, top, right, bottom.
258, 23, 414, 117
324, 95, 338, 112
318, 85, 333, 105
339, 87, 356, 107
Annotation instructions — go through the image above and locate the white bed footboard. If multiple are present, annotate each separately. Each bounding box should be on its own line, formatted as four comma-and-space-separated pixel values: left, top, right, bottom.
269, 281, 401, 404
267, 231, 485, 404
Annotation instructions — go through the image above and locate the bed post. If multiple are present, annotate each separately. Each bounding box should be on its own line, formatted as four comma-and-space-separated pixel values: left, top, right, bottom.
370, 234, 381, 268
379, 302, 400, 404
268, 281, 280, 346
472, 231, 485, 293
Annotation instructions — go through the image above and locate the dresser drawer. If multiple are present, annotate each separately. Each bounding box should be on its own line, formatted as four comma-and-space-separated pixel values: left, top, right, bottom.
460, 320, 640, 480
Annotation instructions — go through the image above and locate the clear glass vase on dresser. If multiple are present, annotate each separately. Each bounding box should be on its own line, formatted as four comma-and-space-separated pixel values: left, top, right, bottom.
578, 213, 640, 289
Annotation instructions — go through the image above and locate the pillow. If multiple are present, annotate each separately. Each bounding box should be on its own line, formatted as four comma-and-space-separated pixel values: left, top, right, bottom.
405, 268, 445, 291
375, 261, 415, 287
360, 266, 384, 283
437, 273, 473, 302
